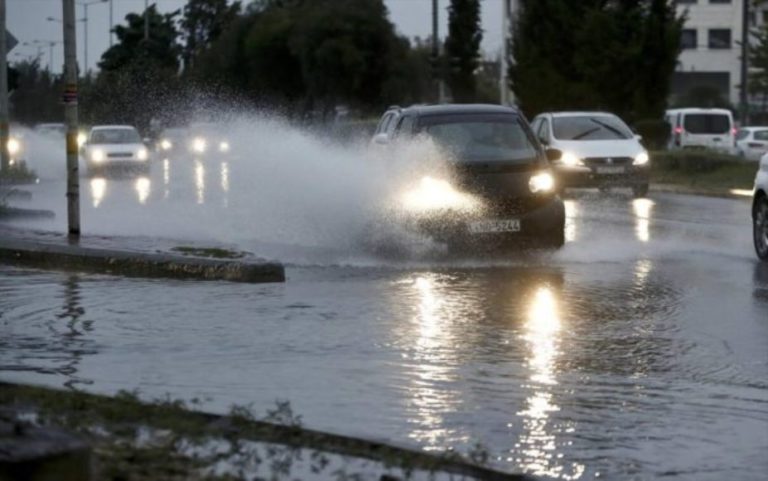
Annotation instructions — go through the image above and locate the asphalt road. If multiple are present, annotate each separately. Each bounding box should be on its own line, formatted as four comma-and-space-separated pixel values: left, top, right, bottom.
1, 151, 767, 480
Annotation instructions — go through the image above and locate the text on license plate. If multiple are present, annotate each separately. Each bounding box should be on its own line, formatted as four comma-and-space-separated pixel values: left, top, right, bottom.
468, 219, 521, 234
596, 166, 626, 174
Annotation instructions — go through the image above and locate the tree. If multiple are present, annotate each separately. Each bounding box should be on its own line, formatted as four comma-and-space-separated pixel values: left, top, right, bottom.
8, 60, 63, 124
444, 0, 482, 102
510, 0, 683, 122
87, 5, 182, 129
180, 0, 241, 70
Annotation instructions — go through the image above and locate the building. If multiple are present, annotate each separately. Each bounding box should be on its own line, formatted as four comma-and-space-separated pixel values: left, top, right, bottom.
672, 0, 746, 107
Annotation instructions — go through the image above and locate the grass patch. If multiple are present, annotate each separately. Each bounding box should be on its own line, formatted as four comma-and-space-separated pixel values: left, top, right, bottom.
651, 150, 758, 193
0, 383, 514, 480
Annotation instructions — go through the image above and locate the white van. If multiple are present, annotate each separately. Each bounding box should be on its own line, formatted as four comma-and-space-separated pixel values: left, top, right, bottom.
665, 108, 735, 152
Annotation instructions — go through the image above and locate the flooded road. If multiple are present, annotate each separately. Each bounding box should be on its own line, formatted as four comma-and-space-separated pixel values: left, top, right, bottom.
2, 152, 768, 480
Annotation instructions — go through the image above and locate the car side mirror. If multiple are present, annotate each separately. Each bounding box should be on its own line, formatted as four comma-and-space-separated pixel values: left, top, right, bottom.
372, 133, 389, 146
634, 134, 643, 141
545, 148, 562, 162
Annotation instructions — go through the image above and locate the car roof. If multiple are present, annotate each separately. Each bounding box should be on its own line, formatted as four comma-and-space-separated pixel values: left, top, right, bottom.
90, 125, 137, 131
398, 104, 521, 117
666, 108, 732, 115
543, 111, 617, 118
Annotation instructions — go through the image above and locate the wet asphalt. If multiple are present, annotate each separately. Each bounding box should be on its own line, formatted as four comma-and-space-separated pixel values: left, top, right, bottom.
1, 152, 767, 480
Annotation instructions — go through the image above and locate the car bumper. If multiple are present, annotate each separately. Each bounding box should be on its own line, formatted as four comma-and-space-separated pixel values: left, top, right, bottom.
414, 196, 565, 245
555, 164, 649, 188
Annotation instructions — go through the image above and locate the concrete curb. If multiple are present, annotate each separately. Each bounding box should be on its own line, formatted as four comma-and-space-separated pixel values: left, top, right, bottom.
0, 237, 285, 283
651, 183, 751, 200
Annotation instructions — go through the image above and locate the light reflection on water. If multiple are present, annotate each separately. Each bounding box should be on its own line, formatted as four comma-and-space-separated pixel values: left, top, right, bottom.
516, 287, 584, 480
195, 160, 205, 205
564, 200, 578, 242
90, 177, 106, 208
135, 177, 151, 205
406, 274, 465, 449
163, 158, 170, 199
633, 198, 654, 243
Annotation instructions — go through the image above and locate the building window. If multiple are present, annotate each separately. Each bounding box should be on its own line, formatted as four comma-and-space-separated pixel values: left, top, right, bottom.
708, 29, 731, 49
708, 0, 731, 4
681, 29, 698, 49
676, 0, 697, 4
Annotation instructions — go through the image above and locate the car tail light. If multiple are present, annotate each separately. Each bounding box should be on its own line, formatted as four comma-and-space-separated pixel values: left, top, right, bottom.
674, 126, 684, 135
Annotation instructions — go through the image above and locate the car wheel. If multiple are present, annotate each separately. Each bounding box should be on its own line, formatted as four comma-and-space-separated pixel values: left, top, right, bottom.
755, 196, 768, 261
633, 183, 649, 198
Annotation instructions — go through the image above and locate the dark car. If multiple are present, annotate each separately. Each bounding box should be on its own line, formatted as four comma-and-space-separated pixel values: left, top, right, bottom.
375, 104, 565, 249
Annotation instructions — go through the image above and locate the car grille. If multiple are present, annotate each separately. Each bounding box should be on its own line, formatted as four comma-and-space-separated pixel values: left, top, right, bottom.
107, 152, 133, 158
486, 196, 548, 217
582, 157, 632, 167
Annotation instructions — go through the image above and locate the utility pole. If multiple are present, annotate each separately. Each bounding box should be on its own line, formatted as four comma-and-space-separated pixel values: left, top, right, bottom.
144, 0, 149, 41
109, 0, 113, 47
63, 0, 80, 237
500, 0, 510, 106
0, 0, 9, 174
432, 0, 445, 103
740, 0, 750, 125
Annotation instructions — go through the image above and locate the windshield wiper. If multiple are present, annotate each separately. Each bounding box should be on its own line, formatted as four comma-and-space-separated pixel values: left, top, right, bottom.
589, 118, 627, 138
572, 127, 601, 140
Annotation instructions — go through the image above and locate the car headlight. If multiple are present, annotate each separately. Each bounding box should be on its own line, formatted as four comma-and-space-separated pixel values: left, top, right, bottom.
401, 176, 481, 213
560, 151, 584, 167
91, 148, 105, 163
7, 138, 20, 155
160, 139, 172, 150
192, 137, 206, 153
219, 141, 230, 152
529, 171, 555, 193
633, 151, 649, 166
77, 132, 87, 147
137, 148, 148, 161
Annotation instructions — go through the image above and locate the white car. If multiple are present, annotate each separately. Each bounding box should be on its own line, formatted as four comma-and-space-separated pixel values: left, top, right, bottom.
82, 125, 149, 174
665, 108, 735, 153
754, 154, 768, 261
530, 111, 650, 197
736, 127, 768, 161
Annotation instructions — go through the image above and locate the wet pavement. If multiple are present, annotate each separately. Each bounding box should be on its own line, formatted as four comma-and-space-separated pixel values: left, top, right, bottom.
1, 151, 767, 480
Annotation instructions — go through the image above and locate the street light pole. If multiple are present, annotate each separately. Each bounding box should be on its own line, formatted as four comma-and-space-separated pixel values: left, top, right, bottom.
63, 0, 80, 237
144, 0, 149, 41
0, 0, 9, 173
109, 0, 113, 47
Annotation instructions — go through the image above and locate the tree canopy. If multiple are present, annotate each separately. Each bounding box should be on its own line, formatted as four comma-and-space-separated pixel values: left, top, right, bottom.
444, 0, 482, 102
510, 0, 684, 121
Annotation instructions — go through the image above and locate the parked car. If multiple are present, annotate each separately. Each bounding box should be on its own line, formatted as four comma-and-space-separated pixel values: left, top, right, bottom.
754, 153, 768, 261
372, 104, 565, 249
81, 125, 149, 175
530, 111, 650, 197
735, 127, 768, 161
665, 108, 735, 153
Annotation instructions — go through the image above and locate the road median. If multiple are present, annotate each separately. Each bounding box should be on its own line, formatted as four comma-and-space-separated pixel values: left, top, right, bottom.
0, 234, 285, 283
650, 150, 756, 199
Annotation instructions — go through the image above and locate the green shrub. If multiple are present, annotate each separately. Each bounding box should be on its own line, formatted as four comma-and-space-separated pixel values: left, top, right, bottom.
651, 149, 747, 173
634, 119, 671, 150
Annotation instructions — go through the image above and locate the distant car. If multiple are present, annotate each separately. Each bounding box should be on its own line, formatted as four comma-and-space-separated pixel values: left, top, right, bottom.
81, 125, 149, 174
754, 153, 768, 261
33, 123, 66, 138
665, 108, 735, 153
155, 127, 188, 154
187, 122, 230, 156
530, 112, 650, 197
736, 127, 768, 161
372, 104, 565, 249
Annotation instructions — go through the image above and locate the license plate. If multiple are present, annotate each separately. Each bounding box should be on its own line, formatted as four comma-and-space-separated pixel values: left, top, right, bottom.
468, 219, 521, 234
596, 166, 626, 174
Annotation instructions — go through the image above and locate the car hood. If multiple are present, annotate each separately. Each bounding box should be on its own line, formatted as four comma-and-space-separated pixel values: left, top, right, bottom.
552, 139, 644, 158
86, 143, 144, 152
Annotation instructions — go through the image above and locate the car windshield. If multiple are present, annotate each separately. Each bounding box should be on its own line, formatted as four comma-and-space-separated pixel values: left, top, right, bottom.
419, 114, 539, 163
553, 115, 633, 141
683, 114, 731, 134
90, 128, 141, 144
736, 129, 751, 141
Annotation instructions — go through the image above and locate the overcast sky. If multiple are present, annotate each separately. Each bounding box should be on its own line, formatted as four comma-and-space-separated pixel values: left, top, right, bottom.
7, 0, 506, 74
